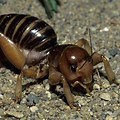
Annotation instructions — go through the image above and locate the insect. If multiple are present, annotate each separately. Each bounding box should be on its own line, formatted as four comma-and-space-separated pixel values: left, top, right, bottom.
0, 14, 116, 109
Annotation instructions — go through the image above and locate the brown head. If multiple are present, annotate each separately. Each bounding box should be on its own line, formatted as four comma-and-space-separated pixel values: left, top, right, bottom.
59, 45, 93, 93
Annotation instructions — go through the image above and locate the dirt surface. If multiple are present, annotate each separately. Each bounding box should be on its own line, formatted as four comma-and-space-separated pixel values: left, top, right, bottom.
0, 0, 120, 120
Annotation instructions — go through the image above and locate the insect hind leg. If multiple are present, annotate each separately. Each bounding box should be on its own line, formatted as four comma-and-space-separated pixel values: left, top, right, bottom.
75, 38, 92, 55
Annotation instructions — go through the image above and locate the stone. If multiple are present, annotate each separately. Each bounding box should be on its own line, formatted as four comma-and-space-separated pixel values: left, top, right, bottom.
26, 93, 39, 106
105, 115, 113, 120
45, 91, 51, 99
100, 93, 111, 101
30, 106, 38, 112
109, 48, 119, 57
93, 84, 100, 90
4, 111, 24, 118
102, 81, 110, 88
0, 94, 3, 99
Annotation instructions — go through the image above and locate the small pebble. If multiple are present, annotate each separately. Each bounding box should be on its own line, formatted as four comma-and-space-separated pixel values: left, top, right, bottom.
45, 91, 51, 99
100, 27, 110, 32
45, 83, 50, 91
93, 84, 100, 90
105, 115, 113, 120
26, 93, 39, 106
0, 108, 4, 116
0, 94, 3, 99
89, 111, 94, 116
4, 111, 24, 118
111, 109, 120, 117
100, 93, 111, 101
109, 48, 119, 57
0, 0, 7, 4
78, 99, 87, 106
30, 106, 38, 112
116, 79, 120, 84
43, 79, 48, 86
102, 81, 110, 88
56, 85, 63, 93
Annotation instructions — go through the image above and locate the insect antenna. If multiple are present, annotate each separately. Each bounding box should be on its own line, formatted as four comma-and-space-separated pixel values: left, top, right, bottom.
83, 27, 93, 55
88, 27, 93, 55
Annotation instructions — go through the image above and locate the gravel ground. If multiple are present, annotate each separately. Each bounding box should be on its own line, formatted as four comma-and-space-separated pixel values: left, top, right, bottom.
0, 0, 120, 120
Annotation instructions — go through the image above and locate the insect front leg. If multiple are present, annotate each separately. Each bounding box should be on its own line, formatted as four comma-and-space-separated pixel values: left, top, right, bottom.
92, 52, 116, 84
62, 76, 81, 109
48, 67, 80, 109
48, 67, 62, 85
61, 76, 74, 108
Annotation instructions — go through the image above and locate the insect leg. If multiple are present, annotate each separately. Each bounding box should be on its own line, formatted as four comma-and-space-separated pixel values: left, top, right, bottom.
61, 76, 75, 108
92, 52, 116, 84
0, 33, 25, 70
49, 66, 80, 109
15, 72, 23, 102
48, 67, 62, 85
22, 64, 48, 79
75, 38, 92, 55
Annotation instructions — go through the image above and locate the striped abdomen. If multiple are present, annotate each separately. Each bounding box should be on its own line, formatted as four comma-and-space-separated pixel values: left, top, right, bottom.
0, 14, 57, 51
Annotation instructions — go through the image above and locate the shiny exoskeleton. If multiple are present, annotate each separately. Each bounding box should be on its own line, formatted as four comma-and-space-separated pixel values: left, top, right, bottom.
0, 14, 116, 109
0, 14, 57, 66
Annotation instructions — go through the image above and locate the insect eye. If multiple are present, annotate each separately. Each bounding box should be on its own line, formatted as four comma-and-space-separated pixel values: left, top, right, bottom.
88, 57, 93, 63
71, 64, 77, 72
